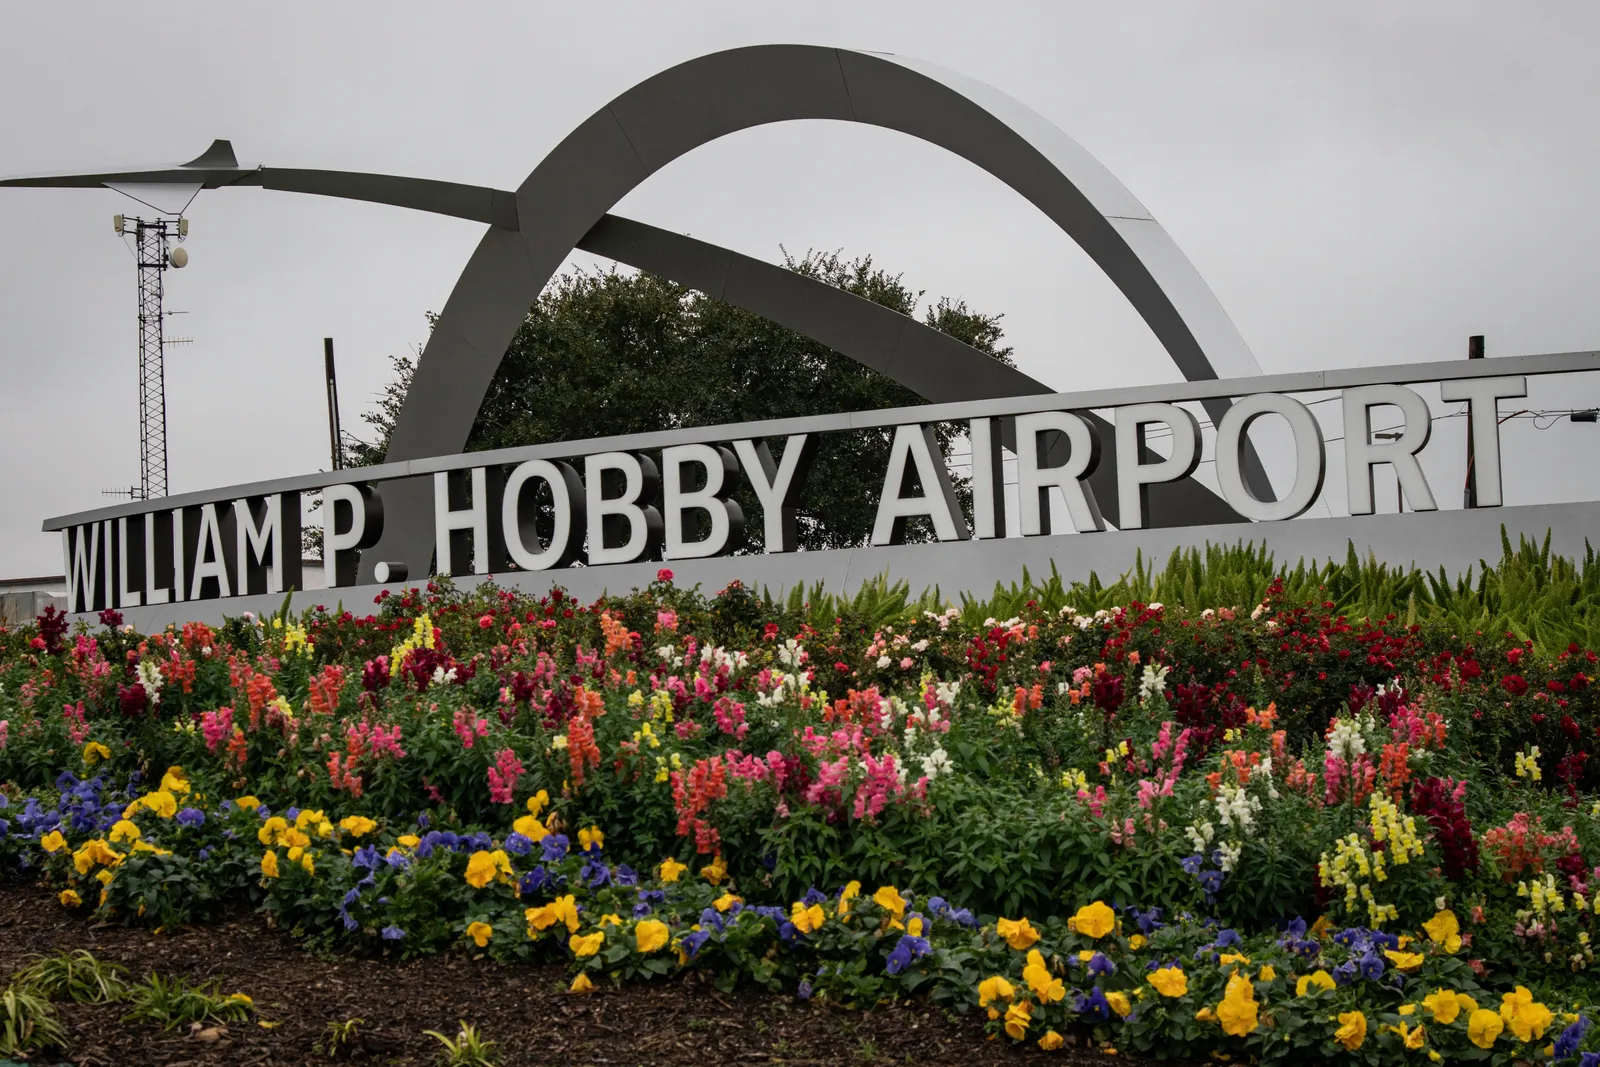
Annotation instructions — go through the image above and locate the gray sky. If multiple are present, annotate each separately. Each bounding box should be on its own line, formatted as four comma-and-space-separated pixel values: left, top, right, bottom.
2, 1, 1598, 575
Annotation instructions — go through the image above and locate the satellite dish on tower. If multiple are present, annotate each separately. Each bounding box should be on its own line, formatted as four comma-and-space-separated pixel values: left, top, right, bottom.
168, 246, 187, 268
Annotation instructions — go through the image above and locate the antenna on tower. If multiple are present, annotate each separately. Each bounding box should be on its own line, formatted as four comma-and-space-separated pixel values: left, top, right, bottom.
112, 212, 190, 500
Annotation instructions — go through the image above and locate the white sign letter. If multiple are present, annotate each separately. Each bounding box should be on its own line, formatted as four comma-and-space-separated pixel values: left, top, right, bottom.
1343, 385, 1437, 515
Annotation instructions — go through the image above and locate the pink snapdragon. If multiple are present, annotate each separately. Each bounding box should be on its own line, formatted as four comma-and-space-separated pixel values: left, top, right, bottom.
851, 752, 905, 822
452, 708, 489, 748
712, 696, 748, 740
62, 701, 92, 745
487, 746, 524, 804
200, 706, 234, 753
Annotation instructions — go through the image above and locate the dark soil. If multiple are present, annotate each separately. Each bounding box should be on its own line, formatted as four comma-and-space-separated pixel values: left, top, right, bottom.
0, 886, 1134, 1067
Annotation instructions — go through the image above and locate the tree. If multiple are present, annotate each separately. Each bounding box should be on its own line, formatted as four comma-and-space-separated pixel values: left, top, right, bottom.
351, 252, 1014, 550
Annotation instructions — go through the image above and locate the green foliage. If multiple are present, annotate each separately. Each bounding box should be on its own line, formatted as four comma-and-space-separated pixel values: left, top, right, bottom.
756, 532, 1600, 655
0, 983, 65, 1057
350, 253, 1014, 550
121, 972, 254, 1030
425, 1021, 499, 1067
10, 949, 127, 1003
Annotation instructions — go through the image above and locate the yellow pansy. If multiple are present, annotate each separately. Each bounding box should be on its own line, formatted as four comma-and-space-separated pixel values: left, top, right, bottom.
570, 930, 605, 957
464, 849, 512, 889
1385, 949, 1424, 972
1216, 973, 1259, 1037
1468, 1009, 1503, 1049
635, 919, 669, 953
338, 816, 377, 838
1421, 990, 1462, 1025
1296, 969, 1336, 996
791, 902, 826, 935
1335, 1011, 1367, 1051
234, 795, 261, 811
1148, 966, 1188, 997
1038, 1031, 1064, 1051
59, 889, 81, 907
1422, 909, 1462, 954
713, 893, 741, 913
578, 826, 605, 851
1004, 1000, 1032, 1040
40, 830, 66, 853
513, 814, 549, 841
109, 820, 141, 844
701, 855, 727, 885
525, 894, 580, 935
873, 885, 907, 920
82, 741, 112, 766
467, 921, 493, 948
1499, 986, 1553, 1042
1022, 950, 1065, 1003
1105, 990, 1132, 1017
261, 851, 280, 878
1072, 900, 1116, 939
658, 857, 688, 883
142, 791, 177, 818
838, 881, 862, 918
978, 975, 1015, 1007
569, 973, 594, 994
997, 916, 1041, 950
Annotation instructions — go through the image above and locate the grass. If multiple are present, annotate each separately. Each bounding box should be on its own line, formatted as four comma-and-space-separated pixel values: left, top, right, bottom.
10, 948, 128, 1004
121, 972, 254, 1030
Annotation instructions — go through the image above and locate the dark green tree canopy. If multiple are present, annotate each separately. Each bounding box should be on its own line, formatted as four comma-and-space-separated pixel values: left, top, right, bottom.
353, 252, 1014, 550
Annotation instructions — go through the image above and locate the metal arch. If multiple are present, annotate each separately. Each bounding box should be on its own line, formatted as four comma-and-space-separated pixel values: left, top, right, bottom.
0, 46, 1276, 574
368, 44, 1271, 575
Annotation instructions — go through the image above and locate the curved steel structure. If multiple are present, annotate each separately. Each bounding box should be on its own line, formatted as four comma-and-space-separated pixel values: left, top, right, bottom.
1, 45, 1273, 578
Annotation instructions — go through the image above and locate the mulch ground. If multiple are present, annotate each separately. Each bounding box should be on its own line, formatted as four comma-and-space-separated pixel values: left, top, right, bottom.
0, 886, 1139, 1067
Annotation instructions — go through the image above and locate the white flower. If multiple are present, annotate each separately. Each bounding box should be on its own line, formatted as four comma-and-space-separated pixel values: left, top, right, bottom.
1217, 841, 1242, 873
1326, 718, 1367, 762
920, 747, 953, 779
136, 659, 164, 700
876, 655, 891, 668
431, 666, 457, 687
1138, 664, 1170, 703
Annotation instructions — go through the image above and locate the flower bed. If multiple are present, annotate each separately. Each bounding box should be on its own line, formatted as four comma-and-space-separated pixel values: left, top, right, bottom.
2, 562, 1600, 1063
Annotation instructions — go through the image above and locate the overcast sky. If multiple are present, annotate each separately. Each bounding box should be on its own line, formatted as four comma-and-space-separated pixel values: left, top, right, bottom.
1, 2, 1597, 575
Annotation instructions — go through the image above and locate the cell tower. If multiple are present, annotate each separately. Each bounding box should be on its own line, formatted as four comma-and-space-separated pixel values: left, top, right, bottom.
113, 213, 189, 499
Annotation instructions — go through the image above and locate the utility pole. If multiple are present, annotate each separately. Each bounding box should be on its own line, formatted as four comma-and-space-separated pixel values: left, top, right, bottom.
323, 337, 343, 470
1464, 334, 1484, 508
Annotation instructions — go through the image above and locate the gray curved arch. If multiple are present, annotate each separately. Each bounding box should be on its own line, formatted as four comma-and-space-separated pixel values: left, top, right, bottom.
367, 44, 1269, 575
0, 48, 1273, 570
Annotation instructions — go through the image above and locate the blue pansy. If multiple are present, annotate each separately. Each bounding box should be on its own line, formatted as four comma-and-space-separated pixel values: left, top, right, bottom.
381, 925, 405, 940
885, 934, 931, 975
1076, 986, 1113, 1021
614, 864, 639, 887
681, 929, 713, 958
541, 835, 570, 863
1555, 1017, 1589, 1060
504, 832, 533, 856
176, 807, 205, 828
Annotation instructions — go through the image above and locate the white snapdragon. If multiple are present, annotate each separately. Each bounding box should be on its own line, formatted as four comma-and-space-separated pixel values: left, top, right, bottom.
1326, 718, 1367, 762
1214, 783, 1261, 834
1185, 820, 1216, 853
920, 746, 953, 779
136, 658, 164, 700
1138, 663, 1170, 703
